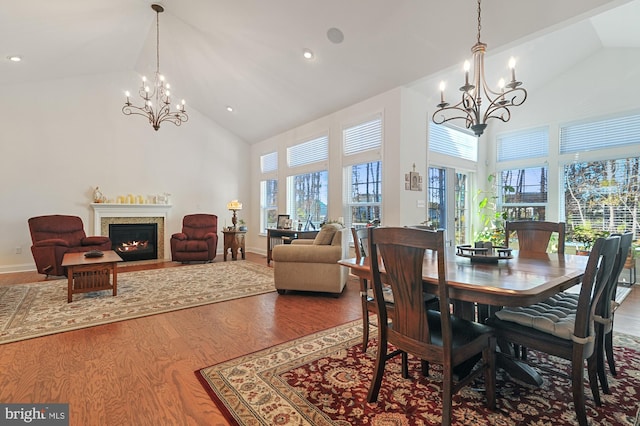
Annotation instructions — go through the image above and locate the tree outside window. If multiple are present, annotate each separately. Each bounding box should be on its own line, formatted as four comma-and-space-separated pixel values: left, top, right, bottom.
288, 171, 328, 229
564, 157, 640, 242
346, 161, 381, 228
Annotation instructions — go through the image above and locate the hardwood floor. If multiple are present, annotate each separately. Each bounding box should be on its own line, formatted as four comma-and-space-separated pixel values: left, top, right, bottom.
0, 254, 638, 425
0, 253, 362, 425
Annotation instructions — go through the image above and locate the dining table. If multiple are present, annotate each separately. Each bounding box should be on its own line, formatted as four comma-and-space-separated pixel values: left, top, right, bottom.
338, 247, 590, 385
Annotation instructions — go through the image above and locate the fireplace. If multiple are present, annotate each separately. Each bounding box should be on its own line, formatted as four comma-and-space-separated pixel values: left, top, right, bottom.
109, 223, 158, 262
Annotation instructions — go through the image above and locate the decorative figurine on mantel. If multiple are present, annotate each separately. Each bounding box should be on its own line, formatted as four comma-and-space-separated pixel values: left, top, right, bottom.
93, 186, 106, 203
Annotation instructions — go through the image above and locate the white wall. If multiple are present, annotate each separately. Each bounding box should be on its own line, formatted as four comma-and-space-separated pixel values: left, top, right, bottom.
0, 70, 250, 273
248, 87, 435, 254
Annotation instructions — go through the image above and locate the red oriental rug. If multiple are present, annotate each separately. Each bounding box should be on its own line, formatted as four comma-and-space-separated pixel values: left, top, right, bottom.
196, 320, 640, 425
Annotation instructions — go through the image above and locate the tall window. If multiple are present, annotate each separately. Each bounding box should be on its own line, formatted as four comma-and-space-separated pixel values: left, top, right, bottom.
497, 128, 550, 221
343, 117, 382, 229
561, 114, 640, 241
500, 167, 548, 220
427, 124, 475, 245
287, 136, 329, 229
260, 152, 278, 233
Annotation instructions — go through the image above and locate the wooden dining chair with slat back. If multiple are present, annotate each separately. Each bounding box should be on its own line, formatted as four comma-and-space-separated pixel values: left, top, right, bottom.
367, 227, 496, 426
487, 235, 620, 426
504, 220, 565, 254
352, 227, 438, 352
595, 231, 633, 394
351, 227, 384, 352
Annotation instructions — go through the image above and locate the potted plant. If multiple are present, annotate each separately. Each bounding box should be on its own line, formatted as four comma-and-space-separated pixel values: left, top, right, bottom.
572, 224, 607, 255
474, 173, 513, 247
238, 219, 247, 232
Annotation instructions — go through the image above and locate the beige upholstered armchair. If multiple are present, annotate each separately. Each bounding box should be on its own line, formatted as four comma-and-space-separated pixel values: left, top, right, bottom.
272, 224, 349, 296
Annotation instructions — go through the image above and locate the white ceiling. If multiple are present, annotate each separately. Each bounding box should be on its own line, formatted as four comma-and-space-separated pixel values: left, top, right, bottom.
1, 0, 638, 143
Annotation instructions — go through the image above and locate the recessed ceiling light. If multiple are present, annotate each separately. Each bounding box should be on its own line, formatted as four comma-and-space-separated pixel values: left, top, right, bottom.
302, 49, 314, 60
7, 55, 22, 62
226, 106, 234, 112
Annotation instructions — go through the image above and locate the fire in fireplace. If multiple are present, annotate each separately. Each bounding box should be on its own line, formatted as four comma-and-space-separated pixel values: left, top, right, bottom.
109, 223, 158, 262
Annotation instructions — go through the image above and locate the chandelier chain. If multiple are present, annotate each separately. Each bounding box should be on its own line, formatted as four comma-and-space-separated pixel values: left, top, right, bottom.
156, 9, 160, 74
477, 0, 482, 44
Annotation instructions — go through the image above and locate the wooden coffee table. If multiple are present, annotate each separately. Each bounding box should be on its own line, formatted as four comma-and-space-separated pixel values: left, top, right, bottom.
61, 251, 123, 302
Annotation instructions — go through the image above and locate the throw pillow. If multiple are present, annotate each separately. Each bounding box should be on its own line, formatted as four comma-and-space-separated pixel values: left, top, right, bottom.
313, 223, 343, 245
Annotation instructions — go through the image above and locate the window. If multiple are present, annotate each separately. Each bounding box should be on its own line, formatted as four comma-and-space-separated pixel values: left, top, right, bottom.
286, 136, 329, 229
500, 167, 548, 220
287, 171, 329, 229
260, 152, 278, 233
429, 124, 477, 162
561, 114, 640, 242
427, 167, 470, 245
497, 128, 548, 161
345, 161, 382, 228
427, 124, 474, 245
564, 158, 640, 237
260, 179, 278, 232
496, 128, 550, 221
343, 117, 382, 229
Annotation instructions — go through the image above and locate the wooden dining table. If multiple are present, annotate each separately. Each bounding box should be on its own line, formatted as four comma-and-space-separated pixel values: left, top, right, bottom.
338, 247, 590, 385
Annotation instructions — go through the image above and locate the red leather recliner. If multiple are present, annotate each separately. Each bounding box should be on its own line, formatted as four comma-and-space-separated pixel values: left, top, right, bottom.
28, 215, 112, 277
170, 214, 218, 263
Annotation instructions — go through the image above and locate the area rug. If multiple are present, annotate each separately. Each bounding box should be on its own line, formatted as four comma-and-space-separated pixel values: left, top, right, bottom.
197, 320, 640, 425
0, 261, 274, 345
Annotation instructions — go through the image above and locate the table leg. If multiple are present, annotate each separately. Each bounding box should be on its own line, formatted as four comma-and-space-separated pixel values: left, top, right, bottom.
112, 264, 117, 297
67, 266, 73, 303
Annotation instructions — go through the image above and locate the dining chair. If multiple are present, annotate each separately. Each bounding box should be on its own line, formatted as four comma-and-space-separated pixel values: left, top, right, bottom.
351, 227, 381, 351
499, 220, 566, 359
504, 220, 565, 254
366, 227, 496, 426
594, 231, 633, 394
486, 235, 620, 426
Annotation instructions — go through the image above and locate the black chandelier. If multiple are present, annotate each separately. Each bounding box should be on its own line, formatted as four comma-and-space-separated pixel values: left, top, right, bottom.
432, 0, 527, 137
122, 4, 188, 131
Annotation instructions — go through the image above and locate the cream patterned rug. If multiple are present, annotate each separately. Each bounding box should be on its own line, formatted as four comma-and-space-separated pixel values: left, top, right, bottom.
0, 261, 274, 345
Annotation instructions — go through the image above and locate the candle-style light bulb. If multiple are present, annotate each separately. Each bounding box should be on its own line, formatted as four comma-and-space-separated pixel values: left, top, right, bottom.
509, 57, 517, 82
463, 60, 471, 86
439, 81, 446, 103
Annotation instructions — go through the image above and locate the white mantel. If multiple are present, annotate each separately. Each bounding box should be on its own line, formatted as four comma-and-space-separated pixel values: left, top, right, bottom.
91, 203, 172, 260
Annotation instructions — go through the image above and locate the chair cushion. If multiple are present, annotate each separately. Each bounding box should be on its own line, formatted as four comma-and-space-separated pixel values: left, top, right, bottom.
494, 295, 578, 340
313, 223, 343, 245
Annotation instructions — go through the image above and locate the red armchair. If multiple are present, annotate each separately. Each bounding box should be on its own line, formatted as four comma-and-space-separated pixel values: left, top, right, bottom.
170, 214, 218, 263
28, 215, 112, 277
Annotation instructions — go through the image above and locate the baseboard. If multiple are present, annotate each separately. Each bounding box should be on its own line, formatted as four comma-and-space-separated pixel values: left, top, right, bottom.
0, 263, 36, 274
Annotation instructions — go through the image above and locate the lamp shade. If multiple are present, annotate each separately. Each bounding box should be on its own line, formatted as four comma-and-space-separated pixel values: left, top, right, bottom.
227, 200, 242, 210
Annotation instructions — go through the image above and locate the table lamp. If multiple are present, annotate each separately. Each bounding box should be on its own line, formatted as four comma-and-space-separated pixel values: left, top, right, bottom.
227, 200, 242, 228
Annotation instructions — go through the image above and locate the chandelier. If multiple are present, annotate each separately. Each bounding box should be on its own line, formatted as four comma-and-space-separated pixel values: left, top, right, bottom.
122, 4, 188, 131
432, 0, 527, 137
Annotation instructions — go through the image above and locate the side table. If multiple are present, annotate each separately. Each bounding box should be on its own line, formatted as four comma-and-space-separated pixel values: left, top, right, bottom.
223, 229, 246, 261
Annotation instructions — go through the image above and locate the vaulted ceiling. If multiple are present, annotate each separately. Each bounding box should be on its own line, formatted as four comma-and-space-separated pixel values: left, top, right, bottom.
1, 0, 638, 143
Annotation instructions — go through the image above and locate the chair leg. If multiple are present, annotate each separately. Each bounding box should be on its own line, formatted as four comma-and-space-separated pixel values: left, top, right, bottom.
367, 327, 388, 403
588, 353, 602, 405
421, 360, 430, 377
573, 352, 590, 426
441, 363, 454, 426
401, 352, 409, 379
595, 326, 611, 394
605, 330, 617, 376
484, 337, 496, 410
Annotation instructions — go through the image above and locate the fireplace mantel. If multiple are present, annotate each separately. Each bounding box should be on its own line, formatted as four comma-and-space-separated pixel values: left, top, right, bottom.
90, 203, 172, 260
